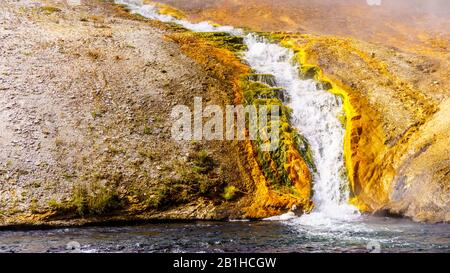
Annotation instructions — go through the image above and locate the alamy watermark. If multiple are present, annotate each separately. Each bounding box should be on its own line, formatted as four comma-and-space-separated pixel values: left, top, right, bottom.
171, 97, 280, 152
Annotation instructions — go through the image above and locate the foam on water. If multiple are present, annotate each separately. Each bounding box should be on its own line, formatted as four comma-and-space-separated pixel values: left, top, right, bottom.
115, 0, 359, 229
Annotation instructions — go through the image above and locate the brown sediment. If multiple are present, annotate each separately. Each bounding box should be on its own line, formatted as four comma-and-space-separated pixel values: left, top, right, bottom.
0, 0, 252, 225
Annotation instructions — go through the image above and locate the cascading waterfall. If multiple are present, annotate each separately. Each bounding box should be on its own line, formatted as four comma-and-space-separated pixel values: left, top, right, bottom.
115, 0, 359, 225
243, 35, 359, 224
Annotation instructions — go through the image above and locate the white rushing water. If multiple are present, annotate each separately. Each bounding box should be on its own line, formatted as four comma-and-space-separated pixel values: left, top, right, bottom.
243, 35, 359, 225
115, 0, 359, 226
115, 0, 242, 34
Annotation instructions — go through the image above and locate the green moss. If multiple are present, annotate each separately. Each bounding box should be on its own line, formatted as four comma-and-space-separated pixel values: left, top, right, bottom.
88, 185, 121, 215
31, 181, 41, 189
39, 6, 61, 14
107, 145, 125, 155
301, 65, 319, 79
296, 135, 316, 172
137, 148, 156, 159
240, 75, 315, 191
145, 183, 191, 209
29, 199, 40, 213
75, 183, 121, 216
54, 138, 63, 147
198, 179, 212, 195
48, 199, 60, 209
165, 22, 189, 32
87, 49, 101, 60
116, 4, 131, 12
49, 182, 122, 217
337, 111, 347, 127
254, 32, 285, 44
143, 126, 152, 135
191, 150, 216, 174
242, 80, 287, 103
48, 199, 73, 215
318, 81, 333, 90
246, 74, 277, 87
6, 160, 13, 168
222, 185, 237, 201
139, 153, 225, 210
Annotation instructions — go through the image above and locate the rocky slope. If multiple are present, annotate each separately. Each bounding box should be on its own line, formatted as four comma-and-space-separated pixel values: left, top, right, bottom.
0, 0, 265, 226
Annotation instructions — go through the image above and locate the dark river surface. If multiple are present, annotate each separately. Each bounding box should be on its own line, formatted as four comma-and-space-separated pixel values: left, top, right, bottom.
0, 215, 448, 253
